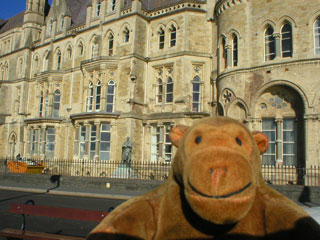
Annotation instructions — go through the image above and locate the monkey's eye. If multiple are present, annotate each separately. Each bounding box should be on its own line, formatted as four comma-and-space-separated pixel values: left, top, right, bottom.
235, 137, 242, 146
195, 136, 202, 144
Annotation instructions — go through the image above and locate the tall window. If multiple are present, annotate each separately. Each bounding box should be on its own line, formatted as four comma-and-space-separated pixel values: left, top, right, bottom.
96, 0, 101, 16
232, 34, 238, 67
111, 0, 116, 11
281, 23, 293, 58
96, 81, 101, 111
100, 124, 111, 160
53, 90, 61, 117
108, 33, 114, 56
67, 47, 72, 59
159, 28, 165, 49
262, 118, 297, 166
79, 126, 86, 159
166, 77, 173, 103
46, 127, 55, 159
314, 18, 320, 54
87, 82, 94, 112
106, 80, 115, 112
151, 124, 173, 162
156, 79, 163, 104
170, 25, 176, 47
31, 129, 39, 156
261, 119, 276, 165
90, 125, 97, 160
265, 26, 275, 61
192, 76, 201, 112
124, 27, 130, 43
39, 91, 44, 117
57, 51, 61, 70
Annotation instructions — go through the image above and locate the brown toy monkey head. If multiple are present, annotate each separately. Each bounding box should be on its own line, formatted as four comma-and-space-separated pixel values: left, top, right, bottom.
169, 117, 268, 225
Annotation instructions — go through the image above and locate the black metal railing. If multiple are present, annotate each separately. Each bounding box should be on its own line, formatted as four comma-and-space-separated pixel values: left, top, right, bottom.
0, 157, 319, 185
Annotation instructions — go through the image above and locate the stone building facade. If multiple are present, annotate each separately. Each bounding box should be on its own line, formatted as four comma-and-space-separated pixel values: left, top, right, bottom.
0, 0, 319, 170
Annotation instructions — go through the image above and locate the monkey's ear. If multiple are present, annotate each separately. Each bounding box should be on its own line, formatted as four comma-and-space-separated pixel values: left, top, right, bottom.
169, 125, 189, 147
252, 131, 269, 154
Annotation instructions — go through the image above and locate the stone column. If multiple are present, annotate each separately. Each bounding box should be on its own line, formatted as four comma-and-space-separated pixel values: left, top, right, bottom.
274, 33, 281, 58
226, 45, 232, 68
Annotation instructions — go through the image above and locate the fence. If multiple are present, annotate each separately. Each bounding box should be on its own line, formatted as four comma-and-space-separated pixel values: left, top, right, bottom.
0, 157, 319, 186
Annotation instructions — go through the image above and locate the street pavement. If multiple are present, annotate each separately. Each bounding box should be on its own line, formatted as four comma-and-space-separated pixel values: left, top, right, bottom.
0, 179, 319, 225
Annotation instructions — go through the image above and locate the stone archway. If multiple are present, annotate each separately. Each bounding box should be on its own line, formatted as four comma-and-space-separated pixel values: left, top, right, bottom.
227, 101, 247, 123
255, 85, 305, 169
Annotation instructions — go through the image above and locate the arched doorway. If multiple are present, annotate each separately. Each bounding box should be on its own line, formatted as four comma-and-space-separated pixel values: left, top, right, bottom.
255, 85, 305, 170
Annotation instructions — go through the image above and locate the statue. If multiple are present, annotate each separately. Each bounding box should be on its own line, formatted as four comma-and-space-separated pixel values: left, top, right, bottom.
122, 137, 132, 164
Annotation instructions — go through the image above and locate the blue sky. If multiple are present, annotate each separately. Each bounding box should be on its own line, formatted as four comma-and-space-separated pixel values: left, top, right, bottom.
0, 0, 53, 20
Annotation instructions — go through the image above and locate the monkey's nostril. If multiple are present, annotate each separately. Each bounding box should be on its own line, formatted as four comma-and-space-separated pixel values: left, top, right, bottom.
209, 168, 214, 175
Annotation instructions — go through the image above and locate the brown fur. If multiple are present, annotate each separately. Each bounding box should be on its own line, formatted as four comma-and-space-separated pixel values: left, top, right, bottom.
88, 117, 320, 240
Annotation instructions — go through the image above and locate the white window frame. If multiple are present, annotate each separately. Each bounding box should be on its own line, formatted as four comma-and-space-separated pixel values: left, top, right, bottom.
314, 18, 320, 54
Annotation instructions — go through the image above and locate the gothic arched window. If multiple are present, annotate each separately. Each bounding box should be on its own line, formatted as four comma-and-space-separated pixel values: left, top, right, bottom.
170, 25, 176, 47
159, 28, 165, 49
265, 26, 275, 61
192, 76, 201, 112
281, 23, 293, 58
108, 33, 114, 56
53, 89, 61, 117
106, 80, 115, 112
87, 82, 94, 112
232, 34, 238, 67
166, 77, 173, 103
96, 81, 101, 111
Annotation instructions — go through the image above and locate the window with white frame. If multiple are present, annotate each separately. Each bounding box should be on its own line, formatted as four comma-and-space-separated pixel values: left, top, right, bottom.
43, 52, 49, 71
74, 123, 111, 160
106, 80, 115, 112
100, 124, 111, 160
170, 25, 176, 47
111, 0, 116, 11
151, 124, 173, 162
262, 118, 297, 166
96, 0, 101, 16
89, 125, 97, 160
281, 23, 293, 58
28, 127, 56, 158
86, 82, 94, 112
67, 46, 72, 59
53, 90, 61, 117
159, 28, 165, 49
192, 76, 201, 112
95, 81, 101, 111
232, 34, 238, 67
45, 127, 56, 159
314, 18, 320, 54
39, 91, 44, 117
265, 26, 275, 61
166, 77, 173, 103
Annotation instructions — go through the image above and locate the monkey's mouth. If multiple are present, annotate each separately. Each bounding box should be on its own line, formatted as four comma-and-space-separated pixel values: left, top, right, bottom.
188, 179, 252, 199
